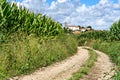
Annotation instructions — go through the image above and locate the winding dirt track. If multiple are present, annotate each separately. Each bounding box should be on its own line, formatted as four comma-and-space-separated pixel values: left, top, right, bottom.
13, 47, 89, 80
11, 47, 115, 80
81, 47, 115, 80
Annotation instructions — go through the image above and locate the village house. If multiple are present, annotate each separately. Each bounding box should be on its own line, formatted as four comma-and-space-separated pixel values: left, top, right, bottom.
81, 28, 87, 32
67, 26, 80, 31
66, 25, 87, 32
65, 23, 92, 34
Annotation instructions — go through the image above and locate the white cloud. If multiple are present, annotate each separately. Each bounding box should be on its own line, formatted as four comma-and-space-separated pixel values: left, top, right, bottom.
49, 1, 56, 9
57, 0, 68, 3
96, 19, 106, 26
76, 4, 88, 13
99, 0, 109, 4
16, 0, 120, 30
19, 0, 49, 13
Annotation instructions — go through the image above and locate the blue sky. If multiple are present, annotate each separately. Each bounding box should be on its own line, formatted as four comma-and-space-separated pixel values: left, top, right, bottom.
80, 0, 99, 6
16, 0, 118, 6
11, 0, 120, 30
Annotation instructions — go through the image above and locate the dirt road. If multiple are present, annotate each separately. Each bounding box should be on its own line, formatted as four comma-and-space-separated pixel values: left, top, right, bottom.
11, 47, 115, 80
13, 47, 89, 80
81, 47, 115, 80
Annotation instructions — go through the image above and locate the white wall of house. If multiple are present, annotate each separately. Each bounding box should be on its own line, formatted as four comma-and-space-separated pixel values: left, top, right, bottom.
68, 27, 79, 31
81, 29, 86, 32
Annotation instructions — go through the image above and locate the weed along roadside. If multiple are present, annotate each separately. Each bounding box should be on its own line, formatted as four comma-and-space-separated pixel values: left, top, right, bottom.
1, 34, 78, 80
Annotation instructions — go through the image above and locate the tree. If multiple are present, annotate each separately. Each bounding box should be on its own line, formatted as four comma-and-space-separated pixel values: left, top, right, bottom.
87, 26, 92, 29
78, 25, 82, 29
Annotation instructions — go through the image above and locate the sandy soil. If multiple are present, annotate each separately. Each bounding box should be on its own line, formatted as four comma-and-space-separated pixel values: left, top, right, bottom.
81, 47, 115, 80
10, 47, 89, 80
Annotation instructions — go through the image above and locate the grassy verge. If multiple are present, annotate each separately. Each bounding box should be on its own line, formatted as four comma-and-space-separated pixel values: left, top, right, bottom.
90, 40, 120, 80
68, 48, 97, 80
0, 34, 78, 80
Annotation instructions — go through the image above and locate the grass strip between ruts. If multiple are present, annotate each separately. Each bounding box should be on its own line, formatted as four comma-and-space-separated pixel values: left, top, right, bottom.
68, 47, 97, 80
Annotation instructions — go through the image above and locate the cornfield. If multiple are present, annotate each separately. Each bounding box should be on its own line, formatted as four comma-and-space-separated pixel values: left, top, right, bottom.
0, 0, 63, 40
0, 0, 78, 79
110, 19, 120, 40
77, 30, 110, 41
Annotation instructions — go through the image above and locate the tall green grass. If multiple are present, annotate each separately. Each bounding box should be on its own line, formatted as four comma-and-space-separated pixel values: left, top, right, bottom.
0, 33, 78, 79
